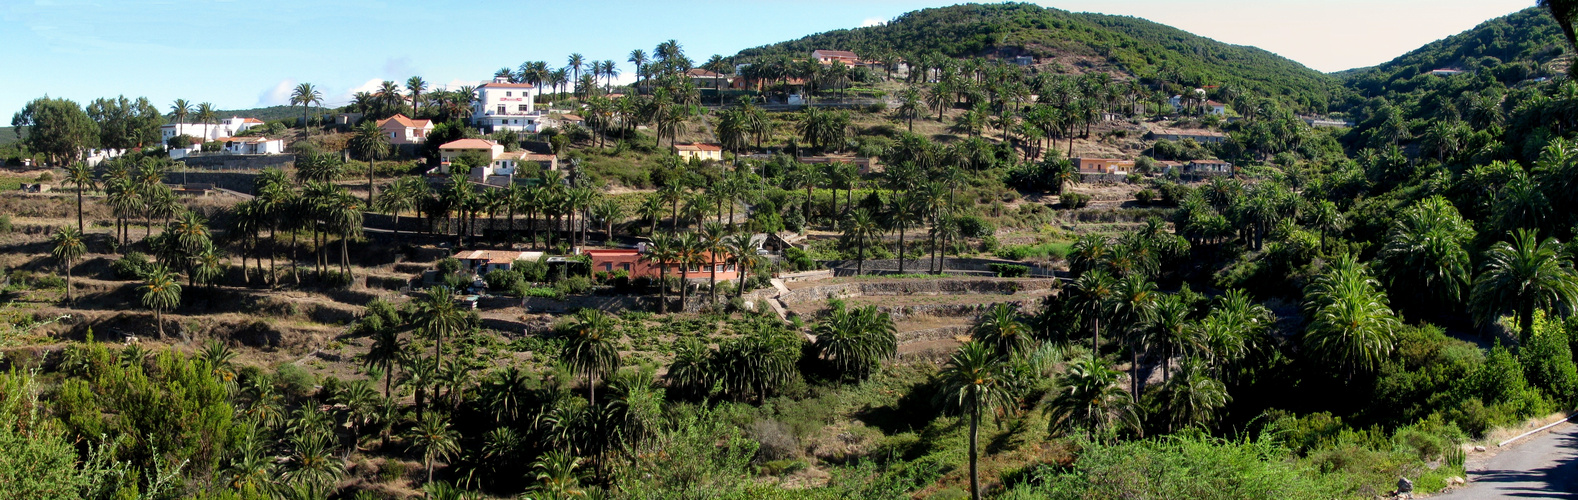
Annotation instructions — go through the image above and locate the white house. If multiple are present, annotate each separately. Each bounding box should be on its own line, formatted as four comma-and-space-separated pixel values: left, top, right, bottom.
1205, 100, 1228, 116
219, 137, 286, 155
161, 117, 265, 143
812, 50, 859, 65
472, 76, 549, 133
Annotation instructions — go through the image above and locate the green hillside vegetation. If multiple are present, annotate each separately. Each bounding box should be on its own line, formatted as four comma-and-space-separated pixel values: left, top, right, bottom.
0, 126, 18, 147
215, 105, 315, 122
735, 2, 1336, 111
1341, 7, 1569, 98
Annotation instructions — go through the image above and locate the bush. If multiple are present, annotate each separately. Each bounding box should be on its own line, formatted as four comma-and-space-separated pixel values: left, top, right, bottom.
1523, 313, 1578, 405
484, 269, 523, 294
111, 252, 152, 280
989, 263, 1030, 277
554, 276, 593, 295
274, 363, 317, 401
1134, 189, 1156, 204
0, 215, 10, 234
436, 257, 463, 275
1060, 192, 1091, 209
784, 247, 818, 272
953, 215, 995, 238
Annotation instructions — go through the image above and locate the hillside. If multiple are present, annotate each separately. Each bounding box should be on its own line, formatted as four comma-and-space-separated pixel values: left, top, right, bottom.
214, 105, 312, 123
734, 2, 1337, 111
1341, 7, 1569, 96
0, 126, 17, 147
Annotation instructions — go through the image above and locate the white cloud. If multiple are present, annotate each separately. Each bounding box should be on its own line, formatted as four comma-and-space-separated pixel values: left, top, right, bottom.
439, 79, 483, 91
860, 17, 886, 27
257, 79, 295, 107
326, 78, 385, 107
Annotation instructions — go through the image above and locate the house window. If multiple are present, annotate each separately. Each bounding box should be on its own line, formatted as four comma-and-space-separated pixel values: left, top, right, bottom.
506, 91, 512, 97
603, 263, 613, 271
389, 132, 397, 139
497, 105, 506, 115
621, 263, 631, 271
518, 104, 529, 112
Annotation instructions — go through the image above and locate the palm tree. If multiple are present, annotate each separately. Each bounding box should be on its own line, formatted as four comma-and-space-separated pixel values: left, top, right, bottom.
591, 199, 626, 244
362, 321, 406, 399
290, 83, 323, 130
348, 121, 391, 205
139, 265, 182, 338
1144, 293, 1200, 382
281, 433, 346, 496
677, 231, 703, 310
1471, 229, 1578, 343
1159, 359, 1229, 432
1303, 256, 1400, 377
169, 99, 192, 131
565, 308, 622, 402
51, 226, 86, 304
645, 233, 679, 313
530, 450, 584, 498
1043, 356, 1139, 438
1069, 270, 1118, 353
814, 302, 898, 380
1111, 274, 1158, 397
406, 76, 428, 117
65, 162, 95, 232
1378, 196, 1474, 312
197, 102, 217, 142
567, 53, 586, 91
406, 413, 461, 493
629, 49, 649, 90
700, 222, 728, 304
724, 233, 763, 297
972, 303, 1032, 358
842, 208, 882, 275
937, 341, 1014, 500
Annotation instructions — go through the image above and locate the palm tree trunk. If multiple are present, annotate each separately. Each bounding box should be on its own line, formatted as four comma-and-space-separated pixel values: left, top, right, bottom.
659, 264, 669, 313
969, 404, 980, 500
897, 225, 906, 274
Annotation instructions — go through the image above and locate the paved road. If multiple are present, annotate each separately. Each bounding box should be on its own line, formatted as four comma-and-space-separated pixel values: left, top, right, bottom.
1436, 423, 1578, 499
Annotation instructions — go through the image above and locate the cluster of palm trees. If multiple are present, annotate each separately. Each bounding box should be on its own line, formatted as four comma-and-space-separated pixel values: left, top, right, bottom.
372, 169, 617, 250
229, 165, 365, 286
641, 222, 764, 312
167, 99, 218, 144
344, 76, 478, 124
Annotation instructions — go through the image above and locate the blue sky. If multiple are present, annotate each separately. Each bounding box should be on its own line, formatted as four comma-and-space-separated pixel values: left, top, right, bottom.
1, 0, 1535, 119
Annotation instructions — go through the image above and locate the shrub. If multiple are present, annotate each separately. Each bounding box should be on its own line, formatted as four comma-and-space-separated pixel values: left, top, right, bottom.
0, 215, 10, 234
111, 252, 152, 280
784, 247, 818, 272
953, 215, 995, 238
554, 276, 593, 295
989, 263, 1030, 277
436, 257, 463, 275
274, 363, 317, 400
1060, 192, 1091, 209
1522, 313, 1578, 405
1135, 189, 1156, 205
484, 269, 523, 294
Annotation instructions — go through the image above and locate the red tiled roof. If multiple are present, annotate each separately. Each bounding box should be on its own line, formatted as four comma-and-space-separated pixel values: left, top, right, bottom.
480, 82, 534, 89
377, 113, 433, 129
242, 118, 265, 124
439, 138, 499, 150
813, 50, 858, 59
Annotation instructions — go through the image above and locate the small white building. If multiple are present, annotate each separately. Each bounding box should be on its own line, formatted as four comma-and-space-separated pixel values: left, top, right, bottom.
218, 137, 286, 155
1205, 100, 1227, 116
161, 117, 265, 143
472, 76, 550, 133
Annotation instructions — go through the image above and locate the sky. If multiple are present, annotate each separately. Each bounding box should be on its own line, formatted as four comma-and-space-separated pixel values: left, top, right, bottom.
0, 0, 1538, 120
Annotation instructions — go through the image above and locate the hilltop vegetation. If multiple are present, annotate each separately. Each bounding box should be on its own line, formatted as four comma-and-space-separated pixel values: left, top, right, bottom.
1341, 7, 1569, 98
736, 2, 1337, 111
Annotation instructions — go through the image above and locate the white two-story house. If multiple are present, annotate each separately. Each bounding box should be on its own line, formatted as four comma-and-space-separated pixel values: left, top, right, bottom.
161, 116, 265, 143
472, 76, 547, 133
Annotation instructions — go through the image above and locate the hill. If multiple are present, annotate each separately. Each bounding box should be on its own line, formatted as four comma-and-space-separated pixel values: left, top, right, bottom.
213, 105, 313, 123
1340, 7, 1569, 96
733, 2, 1337, 111
0, 126, 18, 147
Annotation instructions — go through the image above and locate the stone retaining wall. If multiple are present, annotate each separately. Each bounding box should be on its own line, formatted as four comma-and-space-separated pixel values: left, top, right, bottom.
777, 278, 1057, 306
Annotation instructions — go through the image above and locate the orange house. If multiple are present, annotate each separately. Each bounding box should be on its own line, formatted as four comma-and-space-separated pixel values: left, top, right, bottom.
583, 248, 739, 281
